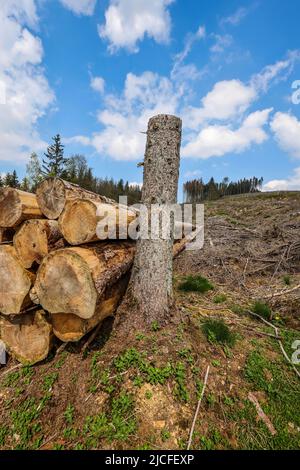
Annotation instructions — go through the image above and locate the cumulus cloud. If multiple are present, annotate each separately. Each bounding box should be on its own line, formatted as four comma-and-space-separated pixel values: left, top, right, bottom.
90, 76, 105, 94
184, 79, 257, 129
90, 71, 181, 160
60, 0, 97, 16
99, 0, 174, 53
182, 108, 272, 159
271, 112, 300, 158
0, 0, 55, 162
264, 167, 300, 191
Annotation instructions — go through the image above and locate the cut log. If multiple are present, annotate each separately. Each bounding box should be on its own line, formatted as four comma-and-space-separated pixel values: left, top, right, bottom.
59, 199, 137, 245
36, 177, 117, 220
0, 246, 35, 315
14, 219, 64, 269
31, 242, 135, 319
31, 231, 197, 321
0, 310, 53, 365
0, 188, 43, 228
51, 275, 129, 342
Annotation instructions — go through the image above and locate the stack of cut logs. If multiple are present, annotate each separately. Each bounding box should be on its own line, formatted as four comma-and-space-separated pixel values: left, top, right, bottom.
0, 178, 194, 365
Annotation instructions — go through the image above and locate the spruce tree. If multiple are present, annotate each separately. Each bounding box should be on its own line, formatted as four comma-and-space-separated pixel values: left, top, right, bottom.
42, 134, 67, 177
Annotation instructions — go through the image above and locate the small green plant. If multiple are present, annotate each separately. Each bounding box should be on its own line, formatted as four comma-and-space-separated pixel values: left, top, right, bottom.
145, 390, 153, 400
213, 294, 227, 304
283, 275, 291, 286
151, 321, 160, 332
211, 359, 221, 367
43, 372, 58, 391
135, 333, 145, 341
178, 275, 214, 293
64, 404, 74, 425
173, 362, 189, 402
230, 304, 244, 315
202, 319, 236, 347
161, 429, 171, 442
252, 301, 272, 321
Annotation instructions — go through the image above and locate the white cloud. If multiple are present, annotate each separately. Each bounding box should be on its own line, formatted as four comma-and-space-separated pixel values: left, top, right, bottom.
182, 108, 272, 159
129, 181, 143, 188
271, 112, 300, 158
263, 167, 300, 191
72, 71, 181, 161
91, 71, 180, 160
184, 79, 257, 129
210, 34, 233, 54
251, 50, 300, 92
99, 0, 174, 53
183, 170, 202, 178
1, 0, 38, 27
221, 7, 250, 26
0, 0, 55, 162
91, 76, 105, 94
60, 0, 97, 16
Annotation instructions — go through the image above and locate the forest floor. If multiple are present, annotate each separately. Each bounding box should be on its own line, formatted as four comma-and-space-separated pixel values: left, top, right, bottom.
0, 191, 300, 450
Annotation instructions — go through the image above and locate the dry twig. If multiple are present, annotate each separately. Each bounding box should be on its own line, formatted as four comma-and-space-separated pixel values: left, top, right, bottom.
187, 365, 210, 450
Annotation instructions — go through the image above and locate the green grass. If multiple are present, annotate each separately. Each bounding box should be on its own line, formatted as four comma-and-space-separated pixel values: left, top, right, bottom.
178, 275, 214, 293
229, 347, 300, 449
213, 294, 227, 304
283, 275, 291, 286
202, 319, 236, 347
64, 404, 74, 425
84, 393, 136, 447
252, 301, 272, 321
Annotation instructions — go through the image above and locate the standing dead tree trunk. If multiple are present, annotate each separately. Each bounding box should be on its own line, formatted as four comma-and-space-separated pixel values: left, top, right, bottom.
116, 114, 182, 331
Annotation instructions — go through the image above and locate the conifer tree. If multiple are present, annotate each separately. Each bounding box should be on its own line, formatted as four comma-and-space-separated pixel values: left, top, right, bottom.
42, 134, 67, 177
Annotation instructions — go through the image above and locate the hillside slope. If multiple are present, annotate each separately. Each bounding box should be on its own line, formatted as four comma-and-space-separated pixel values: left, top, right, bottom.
0, 191, 299, 450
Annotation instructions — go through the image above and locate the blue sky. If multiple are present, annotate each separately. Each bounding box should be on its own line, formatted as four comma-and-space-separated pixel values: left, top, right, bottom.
1, 0, 300, 196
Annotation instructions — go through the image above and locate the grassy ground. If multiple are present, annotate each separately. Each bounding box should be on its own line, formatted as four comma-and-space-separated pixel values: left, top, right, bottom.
0, 192, 299, 450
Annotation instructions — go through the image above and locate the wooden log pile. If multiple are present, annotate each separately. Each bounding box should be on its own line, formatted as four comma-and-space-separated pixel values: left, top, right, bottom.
0, 179, 195, 365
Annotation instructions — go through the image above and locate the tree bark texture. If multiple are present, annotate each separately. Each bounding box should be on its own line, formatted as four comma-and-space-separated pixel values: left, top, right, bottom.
116, 114, 182, 329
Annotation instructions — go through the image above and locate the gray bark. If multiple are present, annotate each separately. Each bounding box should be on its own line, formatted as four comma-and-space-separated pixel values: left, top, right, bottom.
117, 114, 182, 328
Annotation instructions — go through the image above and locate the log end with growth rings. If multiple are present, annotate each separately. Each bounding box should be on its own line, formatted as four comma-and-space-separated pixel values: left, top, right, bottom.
34, 248, 97, 319
36, 177, 66, 219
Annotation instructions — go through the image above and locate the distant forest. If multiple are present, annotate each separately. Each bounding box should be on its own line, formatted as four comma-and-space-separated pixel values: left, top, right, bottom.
0, 135, 263, 205
183, 176, 264, 202
0, 134, 142, 205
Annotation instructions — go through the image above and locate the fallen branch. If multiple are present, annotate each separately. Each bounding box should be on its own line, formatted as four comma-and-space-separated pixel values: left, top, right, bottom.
263, 284, 300, 299
248, 392, 276, 435
187, 365, 210, 450
246, 310, 300, 379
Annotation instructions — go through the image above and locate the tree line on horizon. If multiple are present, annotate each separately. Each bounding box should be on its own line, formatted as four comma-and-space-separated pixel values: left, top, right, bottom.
0, 134, 264, 204
183, 176, 264, 202
0, 134, 142, 205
